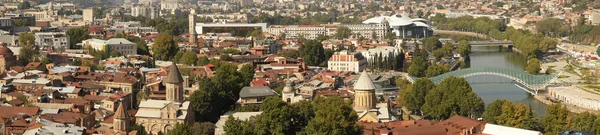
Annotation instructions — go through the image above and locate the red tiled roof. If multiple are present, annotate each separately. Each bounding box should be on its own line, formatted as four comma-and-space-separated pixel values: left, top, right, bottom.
0, 106, 39, 118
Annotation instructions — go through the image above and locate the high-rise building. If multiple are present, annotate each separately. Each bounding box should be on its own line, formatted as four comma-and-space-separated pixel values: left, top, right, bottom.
131, 5, 159, 19
189, 9, 197, 44
83, 8, 94, 23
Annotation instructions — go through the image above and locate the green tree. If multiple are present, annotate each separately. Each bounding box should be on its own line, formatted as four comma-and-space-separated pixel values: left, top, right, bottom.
570, 112, 598, 133
422, 77, 484, 120
249, 29, 265, 40
281, 50, 300, 58
190, 63, 246, 123
19, 1, 30, 9
152, 34, 179, 61
404, 78, 434, 114
239, 64, 255, 86
456, 40, 471, 56
18, 32, 38, 64
334, 26, 353, 39
222, 48, 241, 55
482, 99, 509, 123
425, 64, 449, 77
109, 50, 121, 57
396, 78, 412, 106
131, 124, 149, 135
525, 58, 542, 74
166, 123, 189, 135
539, 38, 557, 53
407, 54, 428, 77
495, 102, 540, 130
422, 37, 442, 53
299, 40, 325, 66
385, 32, 396, 41
180, 51, 199, 65
253, 97, 299, 134
196, 56, 210, 66
137, 40, 150, 55
190, 122, 216, 135
536, 18, 569, 38
302, 97, 363, 135
172, 51, 184, 63
541, 103, 571, 134
66, 28, 91, 49
223, 115, 254, 135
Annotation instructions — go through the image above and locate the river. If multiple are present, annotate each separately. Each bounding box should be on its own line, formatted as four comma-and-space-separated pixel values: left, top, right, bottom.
467, 46, 548, 117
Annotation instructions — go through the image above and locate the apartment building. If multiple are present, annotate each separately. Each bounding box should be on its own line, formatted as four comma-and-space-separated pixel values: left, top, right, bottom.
34, 32, 70, 51
327, 51, 367, 73
267, 25, 326, 39
82, 38, 137, 56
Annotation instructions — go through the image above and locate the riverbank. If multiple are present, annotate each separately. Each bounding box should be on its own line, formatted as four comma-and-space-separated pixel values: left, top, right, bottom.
533, 92, 600, 115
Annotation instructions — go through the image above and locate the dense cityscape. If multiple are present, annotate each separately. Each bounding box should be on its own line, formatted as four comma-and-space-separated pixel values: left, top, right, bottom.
0, 0, 598, 135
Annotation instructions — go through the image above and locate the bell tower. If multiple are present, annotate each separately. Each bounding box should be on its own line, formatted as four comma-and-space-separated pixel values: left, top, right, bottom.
164, 64, 184, 102
189, 9, 197, 44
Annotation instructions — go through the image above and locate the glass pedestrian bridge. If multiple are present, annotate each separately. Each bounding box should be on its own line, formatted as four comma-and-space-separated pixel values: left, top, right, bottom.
406, 68, 561, 95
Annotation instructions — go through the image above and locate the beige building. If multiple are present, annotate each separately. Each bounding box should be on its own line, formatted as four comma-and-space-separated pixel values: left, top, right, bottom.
82, 38, 137, 56
135, 64, 194, 134
83, 8, 94, 23
327, 51, 366, 73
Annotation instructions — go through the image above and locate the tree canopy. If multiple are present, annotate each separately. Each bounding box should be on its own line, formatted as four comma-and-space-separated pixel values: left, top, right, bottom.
525, 58, 542, 74
152, 34, 179, 61
334, 26, 353, 39
18, 32, 39, 65
299, 40, 326, 66
541, 104, 571, 135
404, 78, 434, 114
190, 62, 252, 123
223, 96, 362, 135
422, 77, 484, 120
66, 27, 90, 49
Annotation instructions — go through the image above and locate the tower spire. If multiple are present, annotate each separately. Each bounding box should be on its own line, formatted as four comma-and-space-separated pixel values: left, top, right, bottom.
113, 102, 130, 133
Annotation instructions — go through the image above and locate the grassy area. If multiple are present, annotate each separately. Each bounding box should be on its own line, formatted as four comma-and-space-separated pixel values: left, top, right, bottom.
558, 75, 570, 78
584, 85, 600, 90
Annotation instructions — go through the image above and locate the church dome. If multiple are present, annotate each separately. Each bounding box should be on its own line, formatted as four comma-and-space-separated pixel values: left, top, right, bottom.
0, 45, 13, 55
283, 80, 293, 93
354, 71, 376, 91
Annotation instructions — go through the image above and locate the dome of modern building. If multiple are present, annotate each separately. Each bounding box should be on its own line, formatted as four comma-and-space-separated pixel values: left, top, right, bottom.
362, 13, 434, 39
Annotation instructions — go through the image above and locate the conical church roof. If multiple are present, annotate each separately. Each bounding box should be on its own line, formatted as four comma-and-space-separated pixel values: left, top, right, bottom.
164, 64, 184, 84
354, 71, 376, 91
114, 102, 129, 119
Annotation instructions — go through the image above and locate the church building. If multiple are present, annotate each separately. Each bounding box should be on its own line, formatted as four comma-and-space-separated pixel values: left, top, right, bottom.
135, 64, 194, 134
354, 71, 398, 122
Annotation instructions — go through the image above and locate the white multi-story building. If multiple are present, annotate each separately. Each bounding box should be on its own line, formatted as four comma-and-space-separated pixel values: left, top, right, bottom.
327, 51, 367, 73
268, 24, 388, 40
24, 11, 50, 20
82, 38, 137, 56
340, 24, 388, 40
131, 5, 159, 19
360, 46, 400, 62
34, 32, 69, 51
160, 0, 181, 11
267, 25, 326, 39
